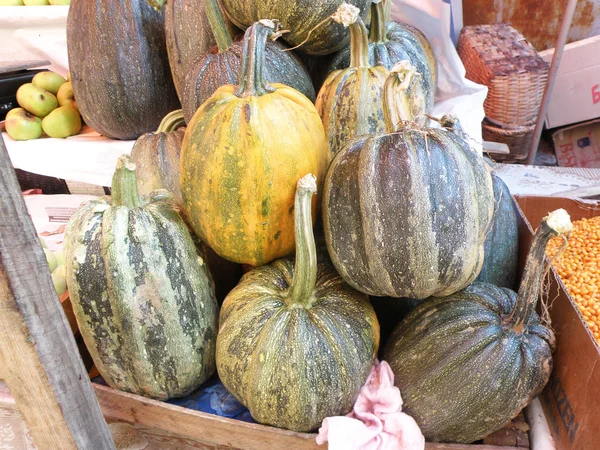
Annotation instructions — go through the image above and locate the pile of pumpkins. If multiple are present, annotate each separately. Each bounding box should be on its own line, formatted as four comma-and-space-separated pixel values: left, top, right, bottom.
61, 0, 572, 444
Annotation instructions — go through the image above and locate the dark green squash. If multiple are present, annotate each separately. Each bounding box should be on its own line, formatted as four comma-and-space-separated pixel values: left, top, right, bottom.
67, 0, 180, 140
383, 209, 572, 443
322, 0, 437, 111
475, 173, 519, 289
315, 4, 391, 158
323, 62, 494, 298
130, 110, 186, 202
216, 174, 380, 432
163, 0, 238, 100
181, 0, 315, 123
219, 0, 370, 55
63, 155, 218, 400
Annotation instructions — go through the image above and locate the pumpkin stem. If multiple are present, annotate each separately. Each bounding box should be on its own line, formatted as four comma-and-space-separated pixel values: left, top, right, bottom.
331, 4, 370, 68
509, 209, 573, 329
287, 174, 318, 309
111, 155, 141, 208
235, 20, 277, 98
206, 0, 234, 53
156, 109, 185, 133
383, 61, 427, 132
369, 0, 389, 44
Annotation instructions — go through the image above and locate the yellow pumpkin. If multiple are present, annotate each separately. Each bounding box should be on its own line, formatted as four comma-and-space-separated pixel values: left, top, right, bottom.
181, 20, 328, 266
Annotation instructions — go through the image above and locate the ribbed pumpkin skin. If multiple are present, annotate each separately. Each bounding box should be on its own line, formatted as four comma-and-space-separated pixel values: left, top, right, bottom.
64, 190, 218, 400
475, 174, 519, 289
67, 0, 180, 140
219, 0, 370, 55
316, 67, 389, 158
216, 258, 379, 431
181, 85, 328, 266
383, 282, 554, 443
323, 130, 494, 298
130, 128, 185, 202
164, 0, 237, 100
182, 41, 315, 124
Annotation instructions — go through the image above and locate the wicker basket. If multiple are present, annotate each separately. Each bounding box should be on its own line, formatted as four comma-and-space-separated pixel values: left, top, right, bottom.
458, 23, 549, 127
482, 119, 535, 163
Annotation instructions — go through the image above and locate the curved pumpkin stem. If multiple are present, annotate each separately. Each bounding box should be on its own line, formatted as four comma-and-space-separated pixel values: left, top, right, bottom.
205, 0, 234, 53
156, 109, 185, 133
287, 174, 318, 309
235, 20, 277, 98
509, 209, 572, 329
382, 60, 427, 132
332, 4, 370, 68
111, 155, 140, 208
369, 0, 389, 44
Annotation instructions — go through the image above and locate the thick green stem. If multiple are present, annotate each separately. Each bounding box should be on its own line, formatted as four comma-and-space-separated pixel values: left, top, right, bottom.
369, 0, 389, 44
235, 20, 277, 98
287, 174, 318, 309
111, 155, 140, 208
382, 61, 426, 132
205, 0, 234, 52
156, 110, 185, 133
349, 17, 370, 68
509, 209, 572, 329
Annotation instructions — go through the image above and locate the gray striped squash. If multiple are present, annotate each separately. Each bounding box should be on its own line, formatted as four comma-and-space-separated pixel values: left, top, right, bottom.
216, 174, 379, 432
323, 62, 494, 298
181, 0, 315, 123
383, 209, 571, 443
64, 155, 218, 400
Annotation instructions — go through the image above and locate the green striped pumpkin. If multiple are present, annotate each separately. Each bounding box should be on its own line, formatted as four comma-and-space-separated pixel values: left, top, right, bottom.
323, 62, 494, 298
216, 174, 379, 432
383, 209, 571, 443
64, 155, 218, 400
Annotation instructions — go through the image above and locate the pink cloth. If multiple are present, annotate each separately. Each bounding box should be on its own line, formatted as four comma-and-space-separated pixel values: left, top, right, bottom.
316, 360, 425, 450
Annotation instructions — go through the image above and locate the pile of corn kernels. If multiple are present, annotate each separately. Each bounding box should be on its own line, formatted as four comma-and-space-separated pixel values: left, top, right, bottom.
546, 216, 600, 343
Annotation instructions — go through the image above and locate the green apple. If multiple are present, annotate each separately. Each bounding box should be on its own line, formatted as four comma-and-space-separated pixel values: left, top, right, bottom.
0, 0, 25, 5
16, 83, 57, 118
32, 71, 66, 95
44, 248, 58, 272
39, 236, 47, 249
42, 105, 82, 138
56, 81, 76, 109
54, 249, 64, 267
52, 271, 67, 296
23, 0, 49, 4
5, 108, 43, 141
49, 0, 70, 4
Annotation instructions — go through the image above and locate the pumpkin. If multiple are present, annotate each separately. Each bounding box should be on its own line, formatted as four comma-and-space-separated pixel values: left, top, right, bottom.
163, 0, 238, 100
181, 20, 328, 266
316, 4, 391, 158
130, 109, 186, 202
475, 173, 519, 289
219, 0, 370, 55
323, 62, 494, 298
216, 174, 380, 432
383, 209, 572, 443
322, 0, 437, 111
181, 0, 315, 124
63, 155, 218, 400
67, 0, 180, 140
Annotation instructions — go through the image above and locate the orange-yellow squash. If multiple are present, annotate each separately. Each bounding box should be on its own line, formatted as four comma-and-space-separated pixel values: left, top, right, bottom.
180, 20, 328, 266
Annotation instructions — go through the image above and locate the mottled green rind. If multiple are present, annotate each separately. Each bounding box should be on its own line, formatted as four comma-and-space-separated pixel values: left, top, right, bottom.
216, 258, 379, 432
219, 0, 370, 55
383, 282, 554, 443
63, 191, 218, 400
323, 129, 494, 298
67, 0, 180, 140
475, 174, 519, 290
182, 39, 316, 124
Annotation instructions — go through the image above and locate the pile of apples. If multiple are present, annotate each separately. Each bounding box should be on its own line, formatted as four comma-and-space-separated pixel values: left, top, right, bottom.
0, 1, 70, 5
40, 236, 67, 296
5, 70, 82, 141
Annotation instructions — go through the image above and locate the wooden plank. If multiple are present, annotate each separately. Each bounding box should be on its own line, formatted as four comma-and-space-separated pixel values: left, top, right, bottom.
93, 383, 520, 450
0, 60, 50, 74
0, 135, 115, 450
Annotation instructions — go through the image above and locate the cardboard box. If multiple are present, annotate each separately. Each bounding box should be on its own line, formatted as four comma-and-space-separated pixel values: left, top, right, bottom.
516, 196, 600, 450
551, 119, 600, 168
539, 35, 600, 129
